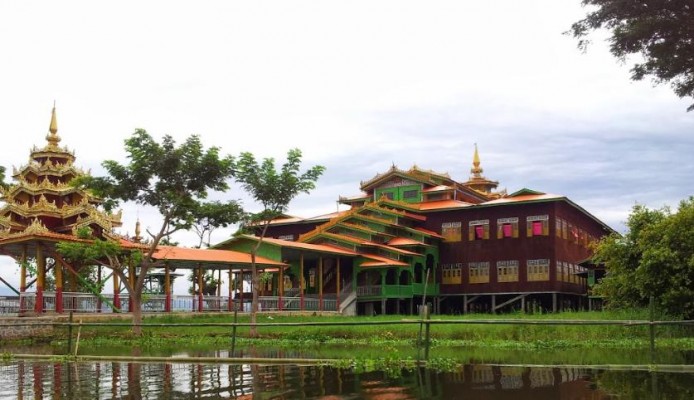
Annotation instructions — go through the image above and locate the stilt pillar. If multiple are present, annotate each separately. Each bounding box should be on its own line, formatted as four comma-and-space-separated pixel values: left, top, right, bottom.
552, 293, 557, 313
55, 256, 63, 313
35, 245, 45, 314
521, 295, 526, 314
239, 269, 244, 312
164, 264, 171, 312
97, 265, 103, 313
463, 294, 468, 314
278, 265, 284, 311
197, 265, 204, 312
128, 261, 135, 312
318, 256, 323, 312
300, 252, 305, 311
20, 246, 27, 313
113, 273, 121, 310
228, 268, 233, 311
336, 257, 341, 311
20, 245, 27, 293
491, 294, 496, 314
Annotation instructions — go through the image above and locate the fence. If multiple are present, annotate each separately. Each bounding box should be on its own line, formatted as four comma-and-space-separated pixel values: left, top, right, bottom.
16, 292, 339, 314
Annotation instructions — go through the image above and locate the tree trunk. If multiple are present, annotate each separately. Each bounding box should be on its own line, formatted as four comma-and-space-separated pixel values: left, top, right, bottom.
131, 292, 143, 336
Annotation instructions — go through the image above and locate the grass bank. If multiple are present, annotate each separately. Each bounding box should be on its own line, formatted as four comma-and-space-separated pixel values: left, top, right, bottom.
48, 309, 694, 350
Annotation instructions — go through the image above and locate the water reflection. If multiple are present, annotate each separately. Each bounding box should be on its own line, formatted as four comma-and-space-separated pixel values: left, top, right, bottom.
1, 361, 693, 399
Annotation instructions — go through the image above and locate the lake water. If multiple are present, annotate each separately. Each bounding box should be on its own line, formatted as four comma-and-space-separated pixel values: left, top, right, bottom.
1, 360, 693, 399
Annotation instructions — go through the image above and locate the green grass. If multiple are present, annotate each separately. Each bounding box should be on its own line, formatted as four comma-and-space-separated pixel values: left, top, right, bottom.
49, 309, 694, 346
10, 309, 686, 366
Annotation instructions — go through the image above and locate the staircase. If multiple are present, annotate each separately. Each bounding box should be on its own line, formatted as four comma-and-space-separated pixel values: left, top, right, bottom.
338, 281, 357, 316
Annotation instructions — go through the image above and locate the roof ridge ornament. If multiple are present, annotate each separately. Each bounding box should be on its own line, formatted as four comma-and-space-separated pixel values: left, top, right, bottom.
46, 102, 62, 147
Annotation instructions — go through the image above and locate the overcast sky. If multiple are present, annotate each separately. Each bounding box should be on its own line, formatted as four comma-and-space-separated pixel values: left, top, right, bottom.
0, 1, 691, 295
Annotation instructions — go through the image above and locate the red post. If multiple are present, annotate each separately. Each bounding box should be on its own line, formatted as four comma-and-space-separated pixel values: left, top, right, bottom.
35, 246, 45, 314
319, 257, 323, 312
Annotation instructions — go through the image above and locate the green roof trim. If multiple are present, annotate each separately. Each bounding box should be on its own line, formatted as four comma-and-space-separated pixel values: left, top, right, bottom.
509, 188, 546, 197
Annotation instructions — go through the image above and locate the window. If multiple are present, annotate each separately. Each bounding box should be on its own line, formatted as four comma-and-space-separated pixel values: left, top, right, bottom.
441, 263, 462, 284
570, 225, 580, 244
403, 189, 419, 199
527, 259, 550, 281
468, 220, 490, 240
556, 218, 563, 238
441, 222, 462, 242
277, 234, 294, 241
526, 215, 549, 237
556, 261, 567, 282
469, 262, 490, 283
497, 260, 519, 282
562, 220, 568, 239
497, 217, 519, 238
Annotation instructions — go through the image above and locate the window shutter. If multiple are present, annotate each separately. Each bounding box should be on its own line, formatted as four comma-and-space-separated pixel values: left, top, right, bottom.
526, 222, 533, 237
483, 224, 490, 239
468, 225, 475, 241
542, 219, 549, 235
513, 223, 519, 238
497, 223, 503, 239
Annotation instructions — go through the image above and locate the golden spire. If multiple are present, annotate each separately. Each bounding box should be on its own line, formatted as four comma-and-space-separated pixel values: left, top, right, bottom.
471, 143, 483, 176
46, 102, 61, 147
134, 218, 142, 243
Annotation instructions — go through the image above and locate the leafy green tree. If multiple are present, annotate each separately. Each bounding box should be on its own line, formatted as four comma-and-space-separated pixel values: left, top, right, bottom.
192, 200, 244, 249
235, 148, 325, 336
187, 270, 220, 295
59, 130, 237, 335
593, 197, 694, 317
570, 0, 694, 111
0, 166, 7, 189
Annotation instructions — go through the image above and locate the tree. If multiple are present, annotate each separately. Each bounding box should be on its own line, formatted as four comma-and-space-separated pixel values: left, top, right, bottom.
234, 148, 325, 336
593, 197, 694, 318
59, 130, 237, 335
0, 166, 7, 189
570, 1, 694, 111
191, 201, 244, 249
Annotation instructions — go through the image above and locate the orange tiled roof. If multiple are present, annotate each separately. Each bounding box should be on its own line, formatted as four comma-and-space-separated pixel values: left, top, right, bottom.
304, 210, 348, 221
412, 227, 445, 239
152, 246, 286, 266
481, 193, 563, 205
416, 199, 473, 211
365, 243, 420, 256
422, 185, 453, 192
387, 237, 424, 246
239, 235, 358, 256
361, 253, 409, 267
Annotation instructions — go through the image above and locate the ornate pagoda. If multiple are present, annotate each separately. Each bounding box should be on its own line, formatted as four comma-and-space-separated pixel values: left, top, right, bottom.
0, 106, 122, 313
462, 144, 503, 198
0, 106, 122, 238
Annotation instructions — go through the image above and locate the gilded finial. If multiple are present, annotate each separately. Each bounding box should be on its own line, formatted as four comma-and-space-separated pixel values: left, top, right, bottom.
471, 143, 483, 176
46, 102, 61, 146
134, 218, 142, 242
